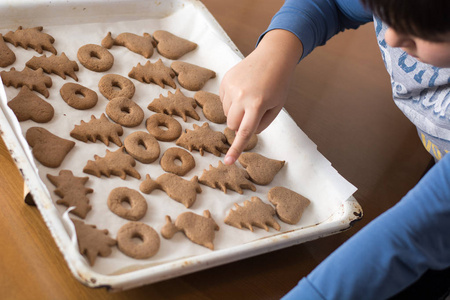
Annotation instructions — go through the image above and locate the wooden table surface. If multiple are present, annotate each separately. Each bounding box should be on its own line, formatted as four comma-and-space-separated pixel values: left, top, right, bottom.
0, 1, 433, 299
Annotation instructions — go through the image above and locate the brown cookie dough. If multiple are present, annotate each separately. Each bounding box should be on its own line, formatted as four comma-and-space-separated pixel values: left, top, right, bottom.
7, 86, 54, 123
268, 186, 311, 225
145, 113, 182, 142
3, 26, 56, 55
117, 222, 160, 259
153, 30, 197, 60
77, 44, 114, 72
224, 127, 258, 151
26, 52, 79, 81
107, 187, 148, 221
171, 61, 216, 91
160, 147, 195, 176
194, 91, 226, 124
102, 32, 155, 58
0, 67, 52, 98
98, 73, 135, 100
60, 82, 98, 110
124, 131, 160, 164
238, 152, 285, 185
0, 33, 16, 67
106, 96, 144, 127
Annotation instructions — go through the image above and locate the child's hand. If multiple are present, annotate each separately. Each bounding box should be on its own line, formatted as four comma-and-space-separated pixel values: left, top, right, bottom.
220, 29, 303, 165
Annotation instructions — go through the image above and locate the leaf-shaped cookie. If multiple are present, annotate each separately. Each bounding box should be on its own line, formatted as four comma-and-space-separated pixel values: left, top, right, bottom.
128, 59, 176, 89
224, 127, 258, 151
71, 219, 117, 266
7, 86, 54, 123
139, 173, 202, 208
147, 88, 199, 122
0, 67, 52, 98
199, 161, 256, 194
153, 30, 197, 59
171, 61, 216, 91
26, 127, 75, 168
102, 32, 155, 58
194, 91, 226, 124
0, 33, 16, 67
3, 26, 56, 54
70, 113, 123, 146
161, 210, 219, 250
268, 186, 311, 225
225, 197, 280, 231
238, 152, 285, 185
47, 170, 93, 219
83, 147, 140, 180
26, 52, 79, 81
176, 122, 229, 156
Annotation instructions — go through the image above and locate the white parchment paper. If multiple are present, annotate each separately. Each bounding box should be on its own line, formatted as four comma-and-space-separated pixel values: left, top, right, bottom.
0, 1, 357, 275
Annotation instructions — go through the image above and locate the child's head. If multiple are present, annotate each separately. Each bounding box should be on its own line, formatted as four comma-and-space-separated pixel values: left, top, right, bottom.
361, 0, 450, 68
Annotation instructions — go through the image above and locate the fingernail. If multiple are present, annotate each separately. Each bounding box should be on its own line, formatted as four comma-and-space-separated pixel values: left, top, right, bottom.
224, 155, 234, 165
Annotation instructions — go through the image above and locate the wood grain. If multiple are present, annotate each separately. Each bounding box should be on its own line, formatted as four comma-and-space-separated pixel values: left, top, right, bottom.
0, 0, 432, 299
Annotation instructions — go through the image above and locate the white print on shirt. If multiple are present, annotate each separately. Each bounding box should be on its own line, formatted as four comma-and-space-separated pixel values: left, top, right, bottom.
374, 18, 450, 160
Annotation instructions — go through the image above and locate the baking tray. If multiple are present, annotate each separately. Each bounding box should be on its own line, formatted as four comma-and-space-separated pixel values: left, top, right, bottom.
0, 0, 362, 291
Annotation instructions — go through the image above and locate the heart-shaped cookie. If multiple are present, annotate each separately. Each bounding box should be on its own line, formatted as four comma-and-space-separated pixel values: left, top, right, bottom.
153, 30, 197, 60
238, 152, 285, 185
26, 127, 75, 168
8, 86, 54, 123
171, 61, 216, 91
194, 91, 226, 124
268, 186, 310, 225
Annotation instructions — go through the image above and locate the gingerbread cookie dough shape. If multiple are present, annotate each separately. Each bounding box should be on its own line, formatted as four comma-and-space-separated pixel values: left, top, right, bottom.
47, 170, 93, 219
268, 186, 311, 225
70, 113, 123, 147
145, 113, 182, 142
238, 152, 285, 185
1, 67, 52, 98
199, 161, 256, 194
147, 88, 199, 122
106, 96, 144, 127
124, 131, 160, 164
0, 34, 16, 67
77, 44, 114, 72
3, 26, 57, 55
26, 53, 79, 81
176, 122, 229, 157
161, 210, 219, 250
107, 187, 147, 221
102, 32, 155, 58
224, 127, 258, 151
26, 127, 75, 168
171, 61, 216, 91
140, 173, 201, 208
83, 147, 140, 180
160, 147, 195, 176
225, 197, 281, 232
60, 82, 98, 110
98, 74, 135, 100
71, 219, 117, 266
194, 91, 226, 124
7, 86, 54, 123
117, 222, 160, 259
129, 59, 176, 89
153, 30, 197, 60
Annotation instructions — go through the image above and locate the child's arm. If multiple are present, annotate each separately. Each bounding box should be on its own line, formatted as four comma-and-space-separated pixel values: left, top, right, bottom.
283, 155, 450, 300
221, 0, 373, 164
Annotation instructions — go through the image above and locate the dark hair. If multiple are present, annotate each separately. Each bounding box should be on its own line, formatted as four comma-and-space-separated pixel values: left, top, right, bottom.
360, 0, 450, 41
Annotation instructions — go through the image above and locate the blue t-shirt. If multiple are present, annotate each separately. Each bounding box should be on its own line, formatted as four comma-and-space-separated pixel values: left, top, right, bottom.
260, 0, 450, 299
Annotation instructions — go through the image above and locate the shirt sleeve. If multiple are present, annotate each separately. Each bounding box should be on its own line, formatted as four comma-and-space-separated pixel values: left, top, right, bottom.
282, 153, 450, 300
258, 0, 373, 59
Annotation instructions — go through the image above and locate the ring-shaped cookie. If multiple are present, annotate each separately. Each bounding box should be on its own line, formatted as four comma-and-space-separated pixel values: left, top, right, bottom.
60, 82, 98, 110
146, 113, 182, 142
77, 44, 114, 72
160, 147, 195, 176
124, 131, 160, 163
99, 74, 135, 100
117, 222, 160, 259
106, 96, 144, 127
107, 187, 148, 221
